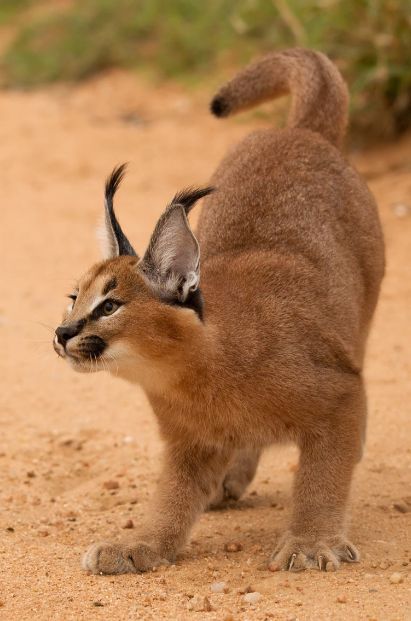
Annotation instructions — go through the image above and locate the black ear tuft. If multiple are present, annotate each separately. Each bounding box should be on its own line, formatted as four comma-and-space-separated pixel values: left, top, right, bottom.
104, 164, 137, 257
105, 163, 127, 201
171, 186, 215, 215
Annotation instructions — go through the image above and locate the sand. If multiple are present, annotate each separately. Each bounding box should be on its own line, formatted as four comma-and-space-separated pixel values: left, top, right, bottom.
0, 71, 410, 620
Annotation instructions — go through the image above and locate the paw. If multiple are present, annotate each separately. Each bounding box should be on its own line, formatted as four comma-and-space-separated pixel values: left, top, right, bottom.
208, 477, 246, 509
82, 542, 169, 575
269, 532, 360, 572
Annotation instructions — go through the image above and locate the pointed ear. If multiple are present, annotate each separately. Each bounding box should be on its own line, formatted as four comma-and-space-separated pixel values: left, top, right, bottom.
140, 187, 214, 302
98, 164, 138, 259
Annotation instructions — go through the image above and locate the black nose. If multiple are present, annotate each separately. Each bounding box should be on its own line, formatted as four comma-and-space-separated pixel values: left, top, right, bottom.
55, 324, 80, 347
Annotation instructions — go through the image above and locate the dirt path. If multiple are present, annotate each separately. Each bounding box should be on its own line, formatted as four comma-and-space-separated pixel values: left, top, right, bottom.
0, 72, 410, 621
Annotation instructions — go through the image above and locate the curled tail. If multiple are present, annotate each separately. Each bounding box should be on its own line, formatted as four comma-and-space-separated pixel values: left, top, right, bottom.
211, 48, 349, 149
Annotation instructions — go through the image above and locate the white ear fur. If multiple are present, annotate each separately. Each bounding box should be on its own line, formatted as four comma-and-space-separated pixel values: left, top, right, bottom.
141, 205, 200, 302
96, 212, 119, 260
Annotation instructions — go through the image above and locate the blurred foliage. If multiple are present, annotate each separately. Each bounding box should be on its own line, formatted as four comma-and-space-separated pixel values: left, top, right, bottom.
0, 0, 32, 24
0, 0, 410, 139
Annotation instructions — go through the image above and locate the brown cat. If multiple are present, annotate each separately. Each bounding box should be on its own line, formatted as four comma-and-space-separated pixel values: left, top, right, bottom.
53, 48, 385, 574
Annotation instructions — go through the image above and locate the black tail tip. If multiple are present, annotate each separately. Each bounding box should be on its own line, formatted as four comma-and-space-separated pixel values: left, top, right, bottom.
210, 96, 230, 118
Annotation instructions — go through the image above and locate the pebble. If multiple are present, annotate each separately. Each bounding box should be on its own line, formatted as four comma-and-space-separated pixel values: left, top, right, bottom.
393, 501, 410, 514
187, 595, 212, 612
122, 519, 134, 529
37, 529, 49, 537
268, 561, 281, 572
210, 581, 227, 593
102, 480, 119, 490
389, 572, 403, 584
224, 542, 243, 553
391, 202, 410, 218
336, 595, 347, 603
243, 591, 262, 604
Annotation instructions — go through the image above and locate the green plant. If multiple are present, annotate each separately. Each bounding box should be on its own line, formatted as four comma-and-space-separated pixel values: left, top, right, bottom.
1, 0, 410, 139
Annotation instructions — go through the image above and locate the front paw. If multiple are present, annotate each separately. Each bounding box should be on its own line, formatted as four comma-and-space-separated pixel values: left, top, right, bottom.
82, 542, 169, 575
269, 532, 360, 572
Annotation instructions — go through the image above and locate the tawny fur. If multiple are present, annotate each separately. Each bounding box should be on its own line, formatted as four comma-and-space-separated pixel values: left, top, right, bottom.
54, 48, 384, 574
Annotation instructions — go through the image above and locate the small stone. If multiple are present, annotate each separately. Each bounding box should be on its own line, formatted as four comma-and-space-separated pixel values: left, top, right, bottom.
268, 561, 281, 572
6, 527, 14, 533
243, 591, 262, 604
389, 572, 403, 584
223, 615, 234, 621
93, 601, 104, 607
336, 595, 347, 603
224, 542, 243, 553
26, 470, 36, 478
122, 519, 134, 529
379, 561, 389, 570
187, 595, 212, 612
393, 501, 410, 514
391, 203, 410, 218
102, 480, 119, 490
38, 529, 49, 537
210, 581, 226, 593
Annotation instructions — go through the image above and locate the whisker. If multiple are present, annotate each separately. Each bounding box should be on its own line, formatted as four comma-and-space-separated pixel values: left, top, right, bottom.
104, 351, 119, 376
34, 321, 55, 334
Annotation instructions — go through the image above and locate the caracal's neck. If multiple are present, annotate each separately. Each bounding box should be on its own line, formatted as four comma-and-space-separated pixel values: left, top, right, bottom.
112, 309, 220, 400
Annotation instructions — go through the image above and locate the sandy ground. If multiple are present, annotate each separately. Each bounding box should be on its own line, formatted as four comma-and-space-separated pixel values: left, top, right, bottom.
0, 71, 410, 621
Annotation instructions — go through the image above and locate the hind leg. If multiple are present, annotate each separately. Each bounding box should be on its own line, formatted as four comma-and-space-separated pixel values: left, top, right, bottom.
209, 448, 261, 508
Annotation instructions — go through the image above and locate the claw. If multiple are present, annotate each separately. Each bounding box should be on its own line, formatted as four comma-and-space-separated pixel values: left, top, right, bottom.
346, 545, 358, 562
288, 553, 297, 571
318, 555, 324, 571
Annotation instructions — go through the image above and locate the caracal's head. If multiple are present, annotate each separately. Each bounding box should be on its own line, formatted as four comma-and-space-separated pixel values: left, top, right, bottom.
53, 164, 213, 385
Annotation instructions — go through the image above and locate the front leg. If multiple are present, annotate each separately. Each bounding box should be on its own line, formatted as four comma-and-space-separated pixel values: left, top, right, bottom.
271, 384, 365, 572
83, 442, 230, 574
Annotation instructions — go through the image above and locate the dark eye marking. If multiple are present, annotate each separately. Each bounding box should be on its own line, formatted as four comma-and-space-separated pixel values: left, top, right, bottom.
67, 293, 78, 301
102, 277, 117, 296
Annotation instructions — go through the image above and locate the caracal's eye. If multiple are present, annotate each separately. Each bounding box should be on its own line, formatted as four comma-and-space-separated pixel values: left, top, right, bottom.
102, 300, 119, 316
